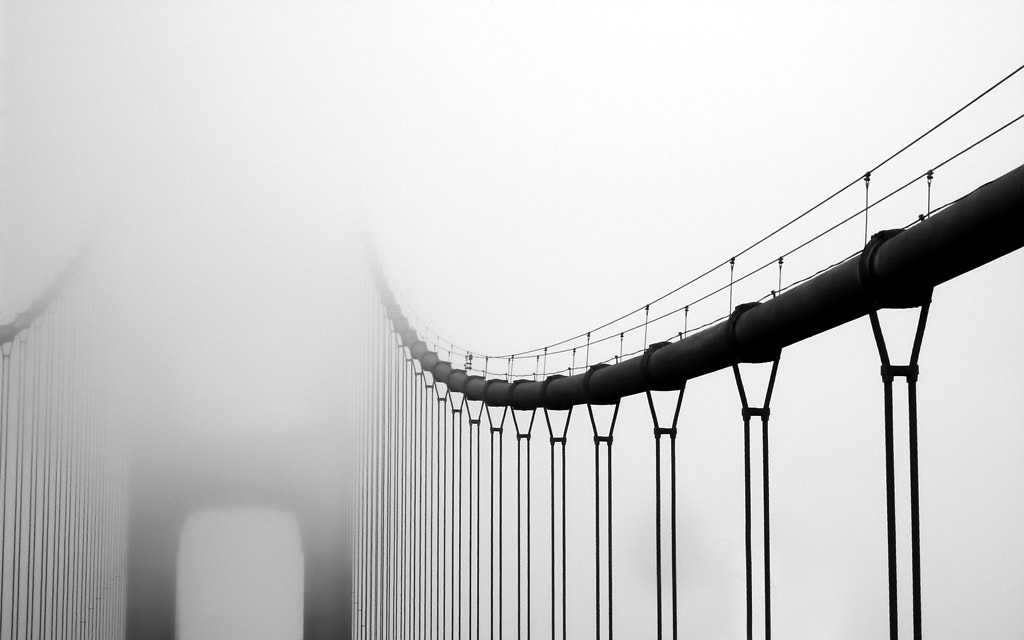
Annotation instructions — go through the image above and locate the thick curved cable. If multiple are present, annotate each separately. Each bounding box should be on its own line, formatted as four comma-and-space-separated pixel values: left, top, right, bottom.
392, 65, 1024, 367
397, 108, 1024, 377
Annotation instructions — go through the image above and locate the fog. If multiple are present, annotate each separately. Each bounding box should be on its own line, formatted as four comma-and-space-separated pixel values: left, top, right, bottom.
1, 0, 1022, 638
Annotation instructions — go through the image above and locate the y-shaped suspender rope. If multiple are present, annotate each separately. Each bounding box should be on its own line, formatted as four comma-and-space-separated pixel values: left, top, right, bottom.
475, 407, 482, 640
587, 401, 620, 640
488, 405, 507, 640
452, 396, 464, 640
733, 356, 780, 640
371, 315, 384, 639
388, 340, 398, 637
424, 373, 436, 640
466, 400, 484, 640
419, 366, 428, 638
870, 301, 930, 640
426, 375, 438, 640
646, 385, 685, 640
0, 340, 12, 637
12, 330, 30, 639
513, 408, 535, 640
403, 352, 411, 634
437, 390, 449, 639
404, 364, 413, 639
545, 406, 573, 640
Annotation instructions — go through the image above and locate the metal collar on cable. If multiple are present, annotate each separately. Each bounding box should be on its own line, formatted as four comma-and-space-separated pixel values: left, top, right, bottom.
371, 162, 1024, 411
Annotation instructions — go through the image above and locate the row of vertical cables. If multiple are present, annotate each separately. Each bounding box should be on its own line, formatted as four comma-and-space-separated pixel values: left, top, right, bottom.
352, 290, 932, 640
352, 299, 620, 640
0, 275, 128, 640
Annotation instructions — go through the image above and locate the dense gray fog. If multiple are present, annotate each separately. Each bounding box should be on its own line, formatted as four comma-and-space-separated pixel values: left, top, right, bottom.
1, 1, 1022, 639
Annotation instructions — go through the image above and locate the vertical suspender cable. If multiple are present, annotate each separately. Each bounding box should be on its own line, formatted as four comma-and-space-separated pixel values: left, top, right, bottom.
57, 296, 74, 640
733, 357, 780, 640
647, 385, 684, 640
402, 351, 411, 640
544, 405, 571, 640
925, 170, 933, 218
514, 409, 534, 640
588, 401, 620, 640
864, 172, 872, 245
49, 297, 69, 639
426, 374, 436, 640
560, 428, 566, 640
62, 322, 75, 640
377, 311, 387, 639
729, 259, 736, 312
12, 329, 31, 640
432, 386, 441, 639
369, 309, 380, 639
475, 407, 482, 640
869, 301, 930, 640
452, 399, 460, 638
549, 427, 557, 640
383, 329, 391, 639
488, 405, 506, 640
40, 300, 63, 640
441, 392, 449, 639
467, 408, 478, 640
416, 366, 423, 640
0, 339, 12, 638
29, 313, 50, 640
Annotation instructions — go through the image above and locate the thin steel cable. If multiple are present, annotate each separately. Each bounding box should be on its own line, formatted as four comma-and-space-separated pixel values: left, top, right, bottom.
400, 353, 409, 640
442, 395, 449, 639
475, 412, 481, 640
0, 341, 12, 638
45, 299, 68, 639
419, 369, 427, 640
607, 438, 615, 640
549, 439, 557, 640
427, 375, 436, 640
647, 387, 684, 640
41, 298, 66, 640
669, 424, 679, 639
61, 320, 77, 640
12, 330, 30, 639
456, 405, 463, 640
743, 409, 753, 640
516, 433, 523, 640
588, 402, 619, 640
653, 428, 664, 639
28, 314, 50, 640
870, 304, 930, 640
468, 413, 476, 640
560, 438, 567, 640
489, 419, 497, 640
388, 100, 1024, 373
499, 417, 504, 640
908, 363, 923, 640
593, 437, 600, 639
762, 410, 772, 640
733, 359, 780, 640
527, 427, 532, 640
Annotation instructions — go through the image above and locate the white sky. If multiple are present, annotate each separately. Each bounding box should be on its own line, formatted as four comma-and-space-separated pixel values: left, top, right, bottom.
1, 1, 1022, 639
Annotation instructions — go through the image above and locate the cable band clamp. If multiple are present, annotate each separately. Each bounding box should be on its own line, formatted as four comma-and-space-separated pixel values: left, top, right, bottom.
742, 407, 770, 420
881, 364, 919, 383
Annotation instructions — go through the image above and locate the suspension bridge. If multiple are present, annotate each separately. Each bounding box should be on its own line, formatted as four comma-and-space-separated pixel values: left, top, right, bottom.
0, 64, 1022, 640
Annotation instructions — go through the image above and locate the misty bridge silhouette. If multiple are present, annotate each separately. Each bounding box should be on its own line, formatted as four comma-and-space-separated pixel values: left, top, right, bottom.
1, 112, 1023, 640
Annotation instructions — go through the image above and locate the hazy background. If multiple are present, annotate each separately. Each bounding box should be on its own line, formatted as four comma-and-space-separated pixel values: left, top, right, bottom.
1, 0, 1022, 639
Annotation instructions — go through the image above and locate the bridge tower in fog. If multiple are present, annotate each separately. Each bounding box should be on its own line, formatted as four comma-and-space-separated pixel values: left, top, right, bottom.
124, 434, 350, 640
